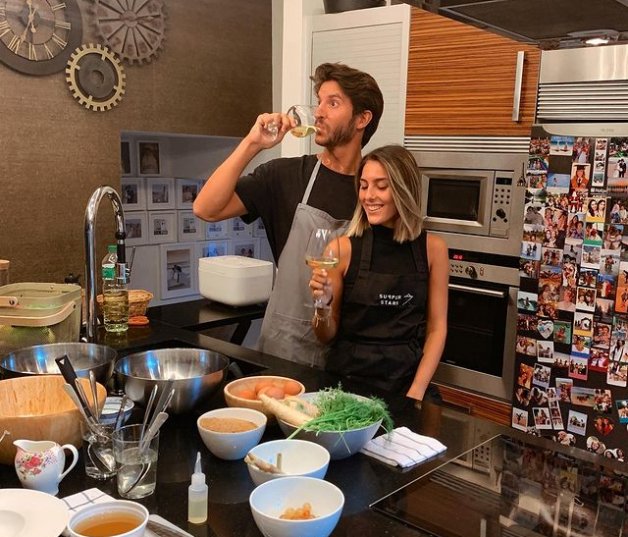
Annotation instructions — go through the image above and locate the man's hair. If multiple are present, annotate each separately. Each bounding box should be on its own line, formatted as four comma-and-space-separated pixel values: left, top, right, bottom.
311, 63, 384, 148
346, 145, 423, 243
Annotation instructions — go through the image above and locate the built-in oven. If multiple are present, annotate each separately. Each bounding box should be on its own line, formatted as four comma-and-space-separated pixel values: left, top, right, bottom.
414, 151, 527, 258
434, 249, 519, 402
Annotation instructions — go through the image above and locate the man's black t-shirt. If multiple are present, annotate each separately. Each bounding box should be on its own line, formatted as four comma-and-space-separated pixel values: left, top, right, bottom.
235, 155, 357, 262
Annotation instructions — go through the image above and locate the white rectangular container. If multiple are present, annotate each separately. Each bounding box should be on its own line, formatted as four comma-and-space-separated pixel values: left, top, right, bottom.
198, 256, 273, 306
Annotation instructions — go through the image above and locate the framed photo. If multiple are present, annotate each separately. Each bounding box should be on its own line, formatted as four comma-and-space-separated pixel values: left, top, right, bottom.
205, 220, 229, 240
197, 240, 229, 259
124, 211, 148, 246
252, 218, 267, 238
231, 237, 260, 258
230, 216, 253, 238
160, 243, 198, 299
146, 177, 175, 210
120, 140, 132, 176
176, 178, 202, 209
149, 211, 177, 244
120, 177, 146, 210
177, 210, 204, 241
137, 141, 161, 175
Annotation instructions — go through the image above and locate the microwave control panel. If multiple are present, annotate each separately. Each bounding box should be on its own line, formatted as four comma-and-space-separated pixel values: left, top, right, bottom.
490, 173, 514, 238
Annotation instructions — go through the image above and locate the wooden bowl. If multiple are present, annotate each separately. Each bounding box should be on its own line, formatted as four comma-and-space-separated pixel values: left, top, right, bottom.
0, 375, 106, 465
223, 376, 305, 420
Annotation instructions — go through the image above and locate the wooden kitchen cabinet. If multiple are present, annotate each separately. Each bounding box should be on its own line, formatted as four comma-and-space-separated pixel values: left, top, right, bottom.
405, 8, 541, 136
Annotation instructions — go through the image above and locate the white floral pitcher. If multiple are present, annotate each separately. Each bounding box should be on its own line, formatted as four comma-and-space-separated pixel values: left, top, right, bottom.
14, 439, 79, 496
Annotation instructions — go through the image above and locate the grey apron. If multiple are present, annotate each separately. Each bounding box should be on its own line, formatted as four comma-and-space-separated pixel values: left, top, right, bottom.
257, 159, 348, 367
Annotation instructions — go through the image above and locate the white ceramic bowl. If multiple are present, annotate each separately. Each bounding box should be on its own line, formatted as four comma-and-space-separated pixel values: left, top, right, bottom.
249, 476, 344, 537
99, 396, 134, 425
67, 500, 148, 537
246, 439, 330, 486
197, 407, 267, 460
277, 393, 383, 460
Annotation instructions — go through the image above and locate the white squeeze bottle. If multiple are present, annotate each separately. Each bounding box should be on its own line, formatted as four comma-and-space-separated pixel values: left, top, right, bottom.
188, 451, 208, 524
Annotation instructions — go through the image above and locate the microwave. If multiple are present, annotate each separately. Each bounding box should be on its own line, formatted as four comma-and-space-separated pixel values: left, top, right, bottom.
414, 151, 527, 258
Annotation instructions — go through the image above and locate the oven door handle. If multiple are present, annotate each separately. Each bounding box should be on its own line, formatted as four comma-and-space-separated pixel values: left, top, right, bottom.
448, 283, 506, 299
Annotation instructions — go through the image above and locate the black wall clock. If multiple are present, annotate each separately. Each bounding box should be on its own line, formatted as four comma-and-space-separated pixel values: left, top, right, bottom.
0, 0, 82, 76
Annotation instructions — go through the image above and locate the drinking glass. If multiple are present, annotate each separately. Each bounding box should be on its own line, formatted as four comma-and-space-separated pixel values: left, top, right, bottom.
83, 423, 117, 480
265, 105, 317, 139
113, 424, 159, 499
305, 228, 341, 326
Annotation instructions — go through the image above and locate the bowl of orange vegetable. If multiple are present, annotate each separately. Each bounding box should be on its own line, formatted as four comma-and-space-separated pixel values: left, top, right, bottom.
224, 376, 305, 420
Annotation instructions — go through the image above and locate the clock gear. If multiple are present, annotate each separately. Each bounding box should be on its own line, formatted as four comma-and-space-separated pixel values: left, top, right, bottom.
0, 0, 83, 75
92, 0, 166, 65
65, 43, 125, 112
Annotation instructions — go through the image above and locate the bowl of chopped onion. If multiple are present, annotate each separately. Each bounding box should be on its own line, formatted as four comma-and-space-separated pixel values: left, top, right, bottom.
249, 476, 344, 537
271, 388, 393, 460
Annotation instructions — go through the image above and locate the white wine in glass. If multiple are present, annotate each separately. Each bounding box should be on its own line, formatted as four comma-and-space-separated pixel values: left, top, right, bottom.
305, 228, 340, 324
266, 105, 317, 139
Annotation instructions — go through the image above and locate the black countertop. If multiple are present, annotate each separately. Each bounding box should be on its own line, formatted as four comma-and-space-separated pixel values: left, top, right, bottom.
0, 308, 502, 537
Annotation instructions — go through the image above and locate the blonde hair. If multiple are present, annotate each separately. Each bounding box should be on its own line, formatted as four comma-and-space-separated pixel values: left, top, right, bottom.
346, 145, 423, 243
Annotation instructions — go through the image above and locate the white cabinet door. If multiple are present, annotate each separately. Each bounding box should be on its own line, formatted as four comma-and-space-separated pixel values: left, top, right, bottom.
310, 4, 410, 152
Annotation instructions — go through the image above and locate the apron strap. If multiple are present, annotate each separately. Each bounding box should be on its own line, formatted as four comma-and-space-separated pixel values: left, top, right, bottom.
301, 158, 322, 205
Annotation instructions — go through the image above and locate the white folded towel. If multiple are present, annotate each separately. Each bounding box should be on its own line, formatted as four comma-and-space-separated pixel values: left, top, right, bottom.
61, 488, 193, 537
360, 426, 447, 468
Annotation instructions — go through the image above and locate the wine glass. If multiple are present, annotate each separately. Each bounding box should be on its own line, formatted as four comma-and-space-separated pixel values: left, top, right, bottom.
305, 228, 340, 325
265, 105, 317, 139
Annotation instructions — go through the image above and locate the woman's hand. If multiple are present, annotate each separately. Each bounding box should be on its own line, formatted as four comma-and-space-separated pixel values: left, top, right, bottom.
309, 268, 333, 306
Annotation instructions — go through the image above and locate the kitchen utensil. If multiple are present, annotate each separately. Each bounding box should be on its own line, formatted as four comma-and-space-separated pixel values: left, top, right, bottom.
0, 342, 116, 384
223, 375, 305, 420
197, 407, 266, 460
140, 384, 159, 440
83, 423, 117, 480
276, 392, 383, 460
55, 354, 95, 421
245, 439, 329, 487
14, 439, 79, 495
113, 424, 160, 499
249, 476, 344, 537
147, 518, 194, 537
115, 348, 229, 414
67, 500, 148, 537
88, 371, 100, 423
0, 375, 106, 465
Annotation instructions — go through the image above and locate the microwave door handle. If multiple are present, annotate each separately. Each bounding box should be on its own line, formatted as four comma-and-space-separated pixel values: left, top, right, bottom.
512, 50, 525, 122
449, 283, 506, 299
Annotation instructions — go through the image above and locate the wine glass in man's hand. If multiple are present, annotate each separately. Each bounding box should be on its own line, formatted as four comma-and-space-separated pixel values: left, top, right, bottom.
265, 105, 317, 140
305, 228, 340, 326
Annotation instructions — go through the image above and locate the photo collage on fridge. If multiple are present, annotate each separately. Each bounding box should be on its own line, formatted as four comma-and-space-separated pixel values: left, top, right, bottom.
514, 127, 628, 462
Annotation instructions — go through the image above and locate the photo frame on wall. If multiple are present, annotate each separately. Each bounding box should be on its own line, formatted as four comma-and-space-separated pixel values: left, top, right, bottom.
137, 140, 161, 175
205, 220, 229, 240
120, 177, 146, 210
197, 240, 229, 259
160, 242, 198, 299
230, 216, 253, 238
146, 177, 175, 210
149, 211, 177, 244
231, 237, 260, 258
124, 211, 148, 246
121, 140, 132, 176
176, 178, 202, 209
177, 210, 204, 241
252, 218, 267, 238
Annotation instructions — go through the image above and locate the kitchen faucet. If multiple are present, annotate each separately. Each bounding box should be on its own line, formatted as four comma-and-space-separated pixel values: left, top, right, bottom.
84, 186, 127, 342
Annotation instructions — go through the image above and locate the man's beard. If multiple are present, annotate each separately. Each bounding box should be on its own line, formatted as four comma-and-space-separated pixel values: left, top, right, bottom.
318, 115, 358, 149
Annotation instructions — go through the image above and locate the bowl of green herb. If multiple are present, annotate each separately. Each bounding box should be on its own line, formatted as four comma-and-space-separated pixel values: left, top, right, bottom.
274, 387, 393, 460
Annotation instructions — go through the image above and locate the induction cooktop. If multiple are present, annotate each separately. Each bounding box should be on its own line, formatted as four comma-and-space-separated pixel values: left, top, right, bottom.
371, 433, 627, 537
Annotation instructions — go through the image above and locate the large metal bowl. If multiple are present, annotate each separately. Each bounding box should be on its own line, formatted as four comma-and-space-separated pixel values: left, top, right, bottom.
0, 342, 116, 384
114, 348, 230, 414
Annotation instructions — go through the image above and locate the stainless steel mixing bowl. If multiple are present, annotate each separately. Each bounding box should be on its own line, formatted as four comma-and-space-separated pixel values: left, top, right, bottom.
0, 342, 116, 384
114, 348, 230, 414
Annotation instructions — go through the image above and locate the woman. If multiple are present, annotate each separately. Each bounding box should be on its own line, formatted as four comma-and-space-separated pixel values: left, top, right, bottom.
308, 145, 449, 401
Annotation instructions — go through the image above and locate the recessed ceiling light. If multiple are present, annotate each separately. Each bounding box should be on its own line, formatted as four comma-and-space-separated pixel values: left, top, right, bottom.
585, 37, 611, 45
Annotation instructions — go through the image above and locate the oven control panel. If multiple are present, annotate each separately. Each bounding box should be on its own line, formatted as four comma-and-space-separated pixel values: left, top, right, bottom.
449, 259, 519, 286
490, 173, 513, 238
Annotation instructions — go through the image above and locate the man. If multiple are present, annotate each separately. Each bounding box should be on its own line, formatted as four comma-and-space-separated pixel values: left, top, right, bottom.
193, 63, 384, 366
